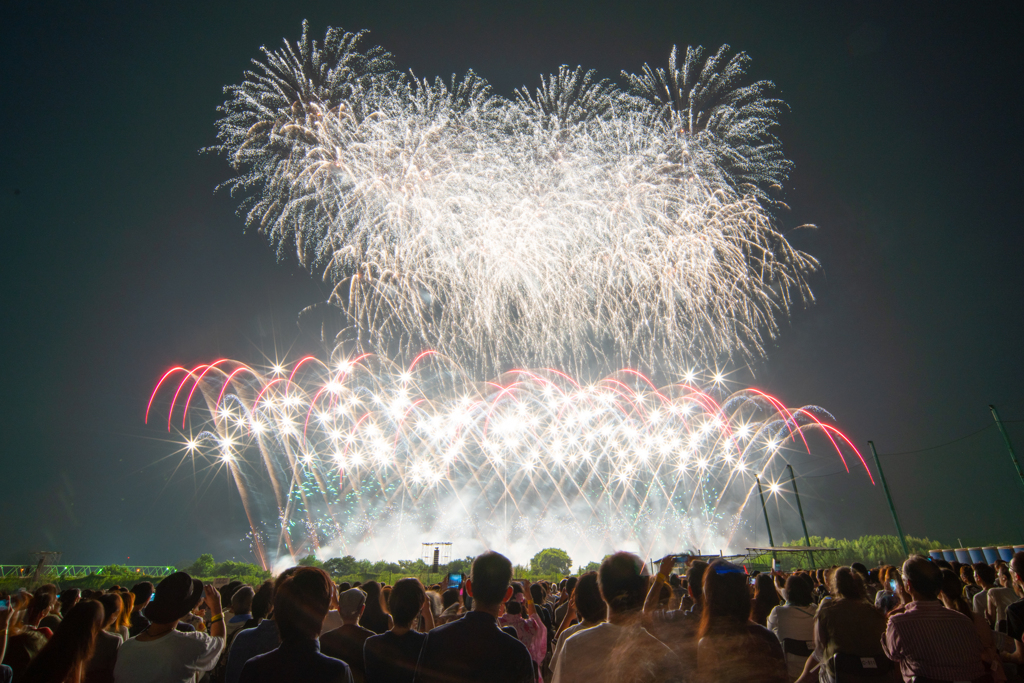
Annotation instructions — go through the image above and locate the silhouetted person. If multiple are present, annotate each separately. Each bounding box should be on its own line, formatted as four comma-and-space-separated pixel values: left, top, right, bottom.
358, 583, 393, 636
226, 570, 299, 683
695, 559, 786, 683
549, 572, 604, 673
750, 573, 780, 627
883, 556, 985, 682
128, 584, 154, 638
413, 551, 534, 683
364, 578, 434, 683
21, 600, 104, 683
87, 595, 123, 683
113, 572, 225, 683
321, 589, 374, 683
238, 567, 352, 683
555, 552, 680, 683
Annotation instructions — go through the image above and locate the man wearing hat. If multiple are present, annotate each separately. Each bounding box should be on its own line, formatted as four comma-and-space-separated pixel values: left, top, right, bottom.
321, 588, 375, 682
113, 571, 226, 683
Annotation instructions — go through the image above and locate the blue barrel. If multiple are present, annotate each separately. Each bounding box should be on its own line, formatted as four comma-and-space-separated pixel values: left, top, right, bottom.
1000, 547, 1016, 562
983, 547, 1000, 564
1014, 546, 1024, 556
968, 548, 985, 563
928, 549, 945, 561
942, 549, 957, 562
955, 548, 972, 564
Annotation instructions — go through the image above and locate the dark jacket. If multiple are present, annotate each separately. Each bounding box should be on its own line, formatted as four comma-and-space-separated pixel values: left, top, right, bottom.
238, 638, 353, 683
321, 623, 375, 683
413, 611, 535, 683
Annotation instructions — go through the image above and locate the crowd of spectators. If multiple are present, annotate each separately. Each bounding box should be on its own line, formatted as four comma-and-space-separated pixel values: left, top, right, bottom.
3, 548, 1024, 682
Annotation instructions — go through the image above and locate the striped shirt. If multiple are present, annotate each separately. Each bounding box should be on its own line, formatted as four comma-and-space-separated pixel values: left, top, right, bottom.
883, 600, 985, 682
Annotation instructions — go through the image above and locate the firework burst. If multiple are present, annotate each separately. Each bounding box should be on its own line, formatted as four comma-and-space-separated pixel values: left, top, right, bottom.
147, 352, 868, 567
210, 22, 817, 377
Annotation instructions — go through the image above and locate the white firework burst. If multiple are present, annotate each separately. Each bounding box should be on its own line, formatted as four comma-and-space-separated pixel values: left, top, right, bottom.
210, 22, 817, 377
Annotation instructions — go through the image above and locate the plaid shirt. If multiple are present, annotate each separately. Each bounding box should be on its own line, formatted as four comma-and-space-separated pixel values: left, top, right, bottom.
882, 600, 985, 682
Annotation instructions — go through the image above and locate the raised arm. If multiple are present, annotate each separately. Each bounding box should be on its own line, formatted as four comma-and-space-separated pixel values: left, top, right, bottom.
643, 556, 676, 628
204, 584, 226, 639
420, 594, 435, 632
553, 591, 577, 641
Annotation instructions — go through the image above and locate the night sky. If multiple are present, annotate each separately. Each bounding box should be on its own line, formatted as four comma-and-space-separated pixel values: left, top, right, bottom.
3, 1, 1023, 567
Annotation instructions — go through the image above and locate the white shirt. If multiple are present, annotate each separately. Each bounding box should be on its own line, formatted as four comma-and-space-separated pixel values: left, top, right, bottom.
552, 621, 677, 683
990, 587, 1018, 624
766, 604, 816, 680
549, 621, 598, 673
973, 587, 990, 615
114, 629, 224, 683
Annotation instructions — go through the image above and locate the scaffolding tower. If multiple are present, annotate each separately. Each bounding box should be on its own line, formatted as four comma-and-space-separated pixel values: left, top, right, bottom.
420, 542, 452, 579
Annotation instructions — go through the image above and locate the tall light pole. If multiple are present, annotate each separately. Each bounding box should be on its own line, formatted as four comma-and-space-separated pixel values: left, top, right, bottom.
786, 464, 815, 569
869, 441, 909, 557
756, 476, 777, 563
990, 405, 1024, 498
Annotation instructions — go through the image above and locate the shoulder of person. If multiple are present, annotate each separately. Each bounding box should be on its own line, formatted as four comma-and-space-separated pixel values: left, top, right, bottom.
562, 622, 610, 648
501, 625, 533, 652
97, 630, 122, 646
237, 651, 269, 683
175, 628, 223, 652
815, 599, 837, 615
638, 625, 675, 652
318, 650, 352, 669
747, 622, 775, 638
886, 606, 919, 625
426, 615, 467, 637
945, 607, 982, 630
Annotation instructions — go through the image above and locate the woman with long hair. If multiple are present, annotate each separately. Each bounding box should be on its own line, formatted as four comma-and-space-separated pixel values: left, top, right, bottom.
550, 571, 605, 673
796, 567, 887, 683
939, 569, 1005, 683
959, 564, 982, 601
85, 595, 122, 683
358, 581, 393, 635
25, 592, 57, 635
697, 560, 787, 683
873, 566, 901, 615
20, 600, 104, 683
115, 593, 133, 642
4, 592, 53, 678
767, 574, 816, 681
95, 595, 123, 643
364, 577, 434, 683
37, 586, 64, 633
751, 574, 781, 627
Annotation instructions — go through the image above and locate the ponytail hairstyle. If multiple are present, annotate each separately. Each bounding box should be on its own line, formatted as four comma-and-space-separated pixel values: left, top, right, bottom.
117, 591, 135, 631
